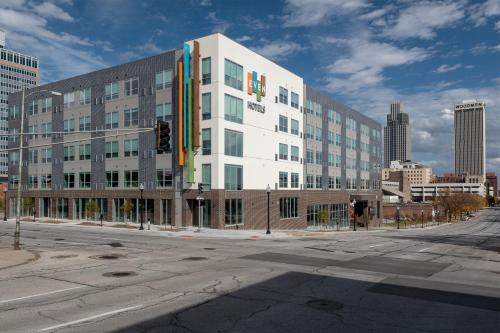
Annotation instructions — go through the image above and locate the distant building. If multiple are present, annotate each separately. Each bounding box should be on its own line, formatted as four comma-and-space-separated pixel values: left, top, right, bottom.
382, 160, 432, 185
384, 101, 411, 167
486, 172, 497, 198
411, 182, 486, 202
454, 100, 485, 182
0, 30, 40, 182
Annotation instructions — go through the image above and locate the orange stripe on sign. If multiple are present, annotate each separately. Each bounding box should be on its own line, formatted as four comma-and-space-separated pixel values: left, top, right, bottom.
178, 60, 185, 166
247, 72, 253, 95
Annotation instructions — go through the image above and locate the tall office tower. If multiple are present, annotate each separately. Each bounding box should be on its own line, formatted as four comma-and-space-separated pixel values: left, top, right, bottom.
383, 101, 411, 167
454, 100, 486, 182
0, 30, 39, 181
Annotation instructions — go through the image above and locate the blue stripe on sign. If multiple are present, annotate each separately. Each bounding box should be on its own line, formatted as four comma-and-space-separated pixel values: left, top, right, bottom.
183, 43, 190, 149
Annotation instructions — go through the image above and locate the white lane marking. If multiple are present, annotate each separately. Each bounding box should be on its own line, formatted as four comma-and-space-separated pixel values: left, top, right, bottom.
0, 286, 86, 305
39, 305, 143, 332
418, 247, 430, 252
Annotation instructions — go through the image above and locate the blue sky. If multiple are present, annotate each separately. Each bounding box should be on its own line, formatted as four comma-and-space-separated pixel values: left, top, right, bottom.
1, 0, 500, 176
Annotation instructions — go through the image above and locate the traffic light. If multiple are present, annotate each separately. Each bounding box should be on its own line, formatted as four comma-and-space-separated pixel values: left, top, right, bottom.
156, 121, 171, 153
198, 182, 204, 194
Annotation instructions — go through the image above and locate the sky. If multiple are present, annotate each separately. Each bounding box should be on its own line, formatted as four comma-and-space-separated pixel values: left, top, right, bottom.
1, 0, 499, 177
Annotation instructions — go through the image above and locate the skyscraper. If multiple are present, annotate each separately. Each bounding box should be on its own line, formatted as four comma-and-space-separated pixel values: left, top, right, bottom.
384, 101, 411, 167
454, 100, 486, 182
0, 30, 39, 181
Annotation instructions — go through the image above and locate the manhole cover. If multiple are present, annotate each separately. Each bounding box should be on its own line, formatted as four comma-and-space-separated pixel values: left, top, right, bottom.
54, 238, 65, 241
181, 257, 207, 261
89, 254, 125, 260
102, 271, 137, 278
108, 242, 123, 247
203, 248, 216, 250
51, 254, 78, 259
306, 299, 343, 313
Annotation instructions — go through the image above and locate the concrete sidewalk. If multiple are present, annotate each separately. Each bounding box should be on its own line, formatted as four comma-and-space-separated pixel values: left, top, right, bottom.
0, 248, 37, 270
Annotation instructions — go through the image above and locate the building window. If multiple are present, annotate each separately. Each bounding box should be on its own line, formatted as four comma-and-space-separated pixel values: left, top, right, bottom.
202, 128, 211, 155
63, 92, 75, 108
279, 143, 288, 160
316, 175, 322, 189
291, 119, 299, 135
316, 150, 322, 165
202, 57, 211, 85
328, 153, 334, 167
63, 119, 75, 133
291, 145, 299, 162
328, 176, 335, 189
306, 124, 314, 139
157, 169, 173, 187
291, 92, 299, 109
225, 199, 243, 225
202, 164, 211, 191
224, 59, 243, 91
64, 173, 75, 188
202, 93, 211, 120
9, 151, 19, 165
79, 143, 91, 160
291, 173, 299, 188
105, 112, 119, 129
156, 70, 173, 90
9, 105, 19, 119
79, 116, 91, 131
105, 82, 119, 100
124, 108, 139, 127
41, 148, 52, 163
224, 129, 243, 157
124, 139, 138, 157
63, 146, 75, 161
79, 88, 91, 105
280, 197, 298, 219
306, 174, 314, 189
105, 141, 119, 158
336, 134, 342, 147
124, 77, 139, 96
41, 97, 52, 112
279, 86, 288, 104
279, 115, 288, 132
306, 149, 314, 164
316, 127, 322, 141
279, 171, 288, 188
28, 149, 38, 164
328, 131, 334, 144
156, 103, 172, 121
79, 173, 91, 188
124, 170, 139, 188
224, 164, 243, 191
40, 174, 51, 189
106, 171, 119, 188
224, 94, 243, 124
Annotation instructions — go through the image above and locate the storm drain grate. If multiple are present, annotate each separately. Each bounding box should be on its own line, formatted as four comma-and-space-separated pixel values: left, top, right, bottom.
89, 254, 125, 260
108, 242, 123, 248
181, 257, 207, 261
102, 271, 137, 278
306, 299, 344, 313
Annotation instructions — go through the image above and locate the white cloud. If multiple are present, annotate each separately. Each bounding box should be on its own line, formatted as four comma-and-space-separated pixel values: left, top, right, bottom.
252, 40, 305, 60
434, 64, 462, 73
206, 11, 230, 33
282, 0, 368, 27
469, 0, 500, 27
235, 35, 252, 43
32, 1, 74, 22
325, 38, 429, 92
496, 20, 500, 30
470, 42, 500, 54
200, 0, 212, 6
384, 1, 465, 40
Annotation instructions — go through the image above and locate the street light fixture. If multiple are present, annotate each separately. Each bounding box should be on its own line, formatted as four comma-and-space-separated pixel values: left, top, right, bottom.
139, 183, 144, 230
266, 184, 271, 235
14, 88, 62, 250
396, 206, 400, 230
3, 188, 7, 222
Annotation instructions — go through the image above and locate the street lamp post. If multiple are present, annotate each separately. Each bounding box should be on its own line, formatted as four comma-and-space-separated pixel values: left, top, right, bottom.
421, 209, 424, 228
139, 183, 144, 230
14, 88, 61, 250
396, 206, 400, 230
437, 210, 440, 225
351, 199, 357, 231
266, 185, 271, 235
3, 188, 7, 221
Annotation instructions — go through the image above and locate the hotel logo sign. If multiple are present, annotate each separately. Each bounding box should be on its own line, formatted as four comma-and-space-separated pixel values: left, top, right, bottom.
247, 71, 266, 102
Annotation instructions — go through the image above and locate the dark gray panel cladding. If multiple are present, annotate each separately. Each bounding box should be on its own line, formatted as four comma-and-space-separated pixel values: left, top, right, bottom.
8, 50, 178, 191
52, 98, 64, 190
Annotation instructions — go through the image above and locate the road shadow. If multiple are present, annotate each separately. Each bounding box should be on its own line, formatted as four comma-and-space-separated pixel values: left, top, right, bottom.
112, 271, 500, 333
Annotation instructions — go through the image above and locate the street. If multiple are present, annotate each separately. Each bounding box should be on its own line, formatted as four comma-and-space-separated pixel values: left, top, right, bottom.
0, 209, 500, 332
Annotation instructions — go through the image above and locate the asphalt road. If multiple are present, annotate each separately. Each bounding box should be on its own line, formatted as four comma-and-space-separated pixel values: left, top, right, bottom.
1, 208, 500, 332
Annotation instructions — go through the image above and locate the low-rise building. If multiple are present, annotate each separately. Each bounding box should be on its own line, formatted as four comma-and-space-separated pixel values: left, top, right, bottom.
411, 182, 486, 202
382, 160, 432, 185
